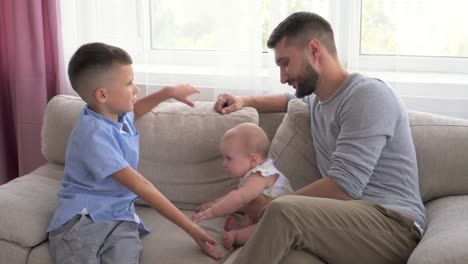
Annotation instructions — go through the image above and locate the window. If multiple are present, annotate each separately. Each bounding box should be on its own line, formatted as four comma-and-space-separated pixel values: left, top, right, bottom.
356, 0, 468, 74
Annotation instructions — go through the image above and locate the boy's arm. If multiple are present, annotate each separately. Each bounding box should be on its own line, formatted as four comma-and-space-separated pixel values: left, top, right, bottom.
192, 173, 269, 222
112, 167, 222, 260
134, 84, 200, 119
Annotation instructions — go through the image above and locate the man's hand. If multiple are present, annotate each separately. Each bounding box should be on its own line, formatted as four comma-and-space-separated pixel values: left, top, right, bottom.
214, 93, 244, 114
187, 223, 222, 260
244, 195, 273, 221
166, 84, 200, 107
191, 208, 215, 222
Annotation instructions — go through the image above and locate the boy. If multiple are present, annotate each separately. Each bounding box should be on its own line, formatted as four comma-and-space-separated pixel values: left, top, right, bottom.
47, 42, 221, 263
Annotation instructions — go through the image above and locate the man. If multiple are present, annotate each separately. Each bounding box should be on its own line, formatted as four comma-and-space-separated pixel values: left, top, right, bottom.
214, 12, 425, 264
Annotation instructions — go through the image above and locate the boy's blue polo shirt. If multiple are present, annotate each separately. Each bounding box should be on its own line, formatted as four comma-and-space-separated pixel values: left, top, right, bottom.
47, 106, 149, 234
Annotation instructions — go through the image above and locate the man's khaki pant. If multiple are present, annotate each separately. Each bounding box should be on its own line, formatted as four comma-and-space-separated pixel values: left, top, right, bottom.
233, 195, 421, 264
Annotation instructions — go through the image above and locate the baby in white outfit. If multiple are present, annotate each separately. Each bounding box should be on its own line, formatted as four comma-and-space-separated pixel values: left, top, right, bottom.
192, 122, 293, 249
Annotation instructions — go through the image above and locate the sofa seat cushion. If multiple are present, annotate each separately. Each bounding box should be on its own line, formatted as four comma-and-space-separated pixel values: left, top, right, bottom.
28, 241, 52, 264
0, 239, 30, 264
408, 195, 468, 264
136, 205, 233, 263
0, 174, 60, 247
135, 101, 259, 210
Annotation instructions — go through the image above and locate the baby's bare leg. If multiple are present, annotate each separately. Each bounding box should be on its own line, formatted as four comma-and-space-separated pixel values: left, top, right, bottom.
223, 224, 257, 250
224, 214, 255, 231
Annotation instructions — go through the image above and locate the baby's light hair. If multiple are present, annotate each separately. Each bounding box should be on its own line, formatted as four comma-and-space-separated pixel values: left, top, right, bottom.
222, 123, 270, 158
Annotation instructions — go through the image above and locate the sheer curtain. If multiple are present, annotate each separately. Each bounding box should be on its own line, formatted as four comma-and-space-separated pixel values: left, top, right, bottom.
60, 0, 293, 100
59, 0, 468, 118
0, 0, 64, 184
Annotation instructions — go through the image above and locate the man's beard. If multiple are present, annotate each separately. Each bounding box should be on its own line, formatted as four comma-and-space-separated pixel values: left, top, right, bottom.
295, 63, 318, 98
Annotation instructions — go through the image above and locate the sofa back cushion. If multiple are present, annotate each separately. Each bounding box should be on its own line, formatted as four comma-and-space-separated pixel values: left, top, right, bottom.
409, 111, 468, 203
42, 95, 259, 209
269, 99, 468, 203
269, 100, 322, 190
135, 101, 258, 209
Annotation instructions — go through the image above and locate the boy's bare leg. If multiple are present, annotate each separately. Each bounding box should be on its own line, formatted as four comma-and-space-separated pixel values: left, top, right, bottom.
223, 224, 257, 250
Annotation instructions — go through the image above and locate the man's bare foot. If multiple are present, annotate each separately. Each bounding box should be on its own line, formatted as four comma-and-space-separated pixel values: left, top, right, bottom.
223, 231, 237, 250
224, 215, 240, 231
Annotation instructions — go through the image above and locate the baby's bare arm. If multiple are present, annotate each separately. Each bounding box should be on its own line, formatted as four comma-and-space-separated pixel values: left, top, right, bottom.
210, 173, 270, 217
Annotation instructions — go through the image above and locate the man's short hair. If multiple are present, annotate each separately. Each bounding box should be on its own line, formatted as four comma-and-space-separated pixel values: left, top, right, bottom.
68, 42, 132, 96
267, 12, 337, 55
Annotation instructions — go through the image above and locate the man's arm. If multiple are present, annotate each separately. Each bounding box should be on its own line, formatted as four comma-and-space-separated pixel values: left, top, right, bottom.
244, 176, 352, 221
134, 84, 199, 119
214, 94, 288, 114
293, 176, 353, 200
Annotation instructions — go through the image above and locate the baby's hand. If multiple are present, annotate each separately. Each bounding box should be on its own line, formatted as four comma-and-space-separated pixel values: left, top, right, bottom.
192, 208, 215, 222
195, 201, 216, 213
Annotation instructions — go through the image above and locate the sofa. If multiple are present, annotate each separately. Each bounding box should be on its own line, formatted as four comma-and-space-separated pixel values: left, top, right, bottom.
1, 94, 467, 264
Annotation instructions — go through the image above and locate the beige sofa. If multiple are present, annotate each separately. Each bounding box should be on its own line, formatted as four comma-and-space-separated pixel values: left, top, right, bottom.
1, 94, 467, 264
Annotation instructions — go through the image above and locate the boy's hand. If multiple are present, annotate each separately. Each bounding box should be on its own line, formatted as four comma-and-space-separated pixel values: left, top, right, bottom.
195, 201, 216, 213
188, 223, 222, 260
166, 84, 200, 107
191, 208, 215, 222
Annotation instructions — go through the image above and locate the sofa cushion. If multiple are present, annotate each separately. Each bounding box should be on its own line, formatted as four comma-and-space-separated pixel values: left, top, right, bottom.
408, 195, 468, 264
136, 206, 232, 264
41, 95, 85, 165
0, 240, 30, 264
0, 174, 60, 247
42, 95, 259, 210
408, 111, 468, 203
135, 101, 259, 209
28, 241, 52, 264
269, 99, 322, 190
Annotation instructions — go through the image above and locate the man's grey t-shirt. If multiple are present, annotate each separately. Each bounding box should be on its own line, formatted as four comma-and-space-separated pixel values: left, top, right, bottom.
286, 73, 426, 231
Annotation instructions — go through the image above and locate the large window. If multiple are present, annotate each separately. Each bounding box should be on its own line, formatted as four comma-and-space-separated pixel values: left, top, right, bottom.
361, 0, 468, 58
149, 0, 329, 52
356, 0, 468, 74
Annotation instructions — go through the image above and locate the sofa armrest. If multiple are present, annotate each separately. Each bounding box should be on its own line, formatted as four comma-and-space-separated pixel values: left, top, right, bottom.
0, 174, 60, 247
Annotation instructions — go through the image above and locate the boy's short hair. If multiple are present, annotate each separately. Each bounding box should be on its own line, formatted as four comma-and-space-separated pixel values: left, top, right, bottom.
68, 42, 132, 101
267, 12, 337, 56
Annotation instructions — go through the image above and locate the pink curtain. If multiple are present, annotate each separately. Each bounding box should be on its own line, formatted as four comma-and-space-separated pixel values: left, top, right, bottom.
0, 0, 63, 184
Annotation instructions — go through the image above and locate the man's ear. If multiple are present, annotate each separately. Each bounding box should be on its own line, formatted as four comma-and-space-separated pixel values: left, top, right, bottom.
306, 39, 321, 61
94, 88, 107, 103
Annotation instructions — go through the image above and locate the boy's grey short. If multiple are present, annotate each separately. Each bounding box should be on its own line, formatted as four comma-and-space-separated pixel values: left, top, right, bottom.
48, 214, 142, 264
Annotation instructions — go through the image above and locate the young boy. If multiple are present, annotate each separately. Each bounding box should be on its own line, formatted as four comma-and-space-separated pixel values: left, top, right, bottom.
47, 42, 222, 263
191, 123, 293, 250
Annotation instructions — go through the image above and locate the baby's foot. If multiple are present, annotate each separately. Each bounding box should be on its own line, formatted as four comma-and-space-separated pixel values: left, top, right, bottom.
224, 215, 240, 231
223, 231, 237, 250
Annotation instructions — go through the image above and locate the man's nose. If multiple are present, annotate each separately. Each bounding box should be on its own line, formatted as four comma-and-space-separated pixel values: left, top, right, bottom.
280, 69, 288, 84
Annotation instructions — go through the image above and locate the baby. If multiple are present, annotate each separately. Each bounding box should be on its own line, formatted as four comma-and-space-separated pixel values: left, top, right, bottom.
192, 122, 293, 249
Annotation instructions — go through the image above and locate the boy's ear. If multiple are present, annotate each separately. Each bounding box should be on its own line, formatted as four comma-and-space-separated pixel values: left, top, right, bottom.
94, 88, 107, 103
